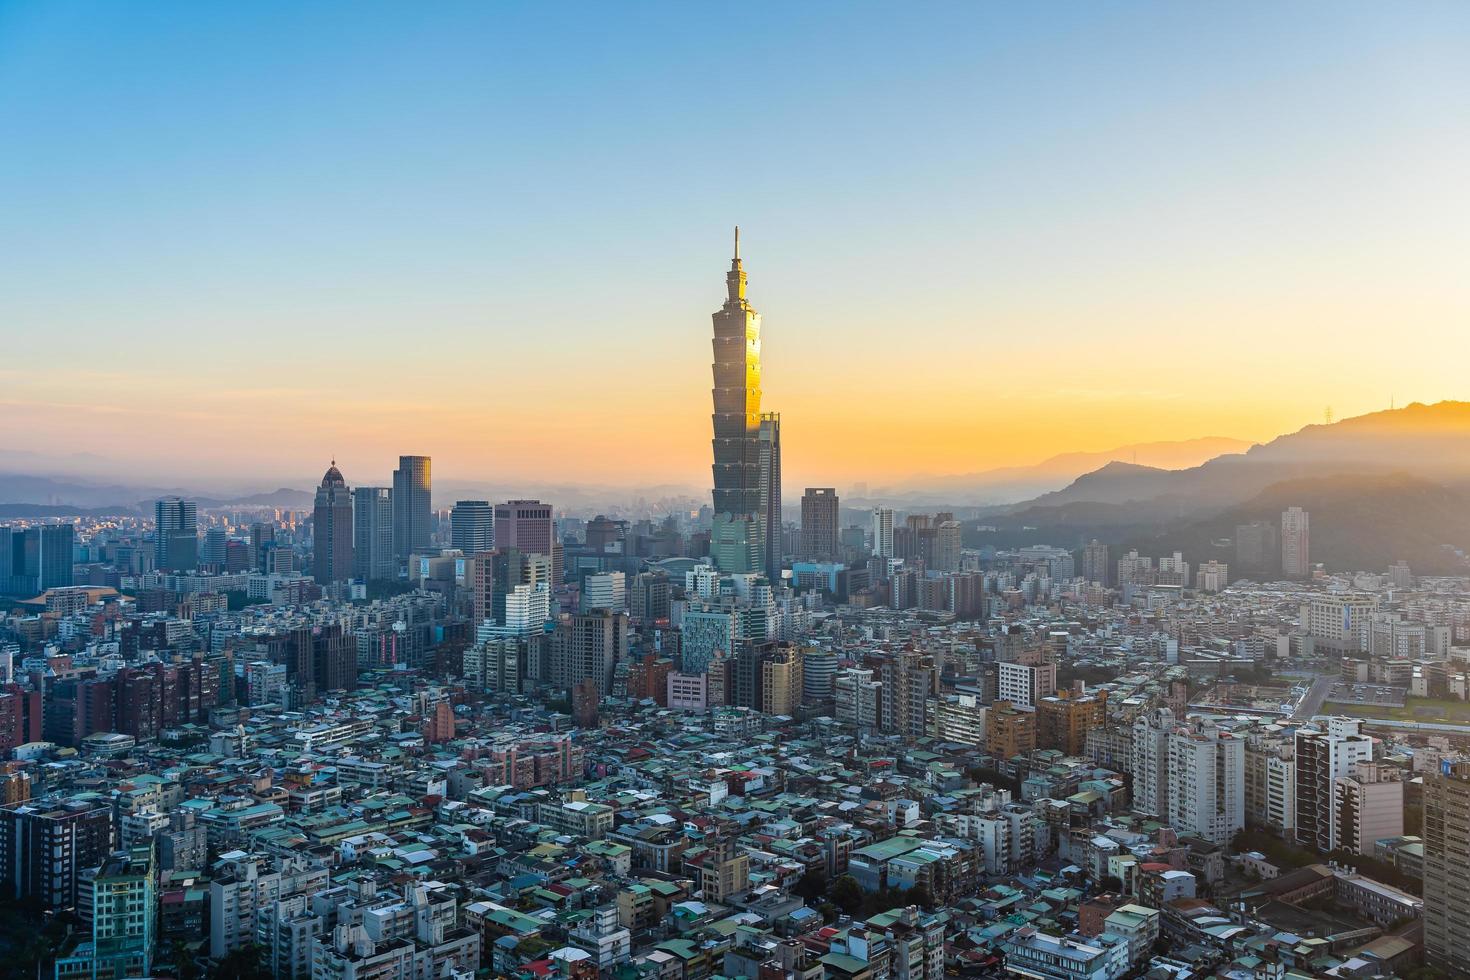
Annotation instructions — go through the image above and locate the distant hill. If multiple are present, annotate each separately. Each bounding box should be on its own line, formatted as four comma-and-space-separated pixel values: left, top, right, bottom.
1134, 473, 1470, 574
977, 402, 1470, 572
890, 436, 1252, 504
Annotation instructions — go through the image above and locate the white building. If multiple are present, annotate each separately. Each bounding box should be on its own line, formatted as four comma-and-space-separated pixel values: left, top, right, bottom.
997, 661, 1056, 709
1282, 506, 1310, 576
581, 572, 627, 614
1130, 707, 1174, 819
871, 507, 894, 559
1167, 722, 1245, 844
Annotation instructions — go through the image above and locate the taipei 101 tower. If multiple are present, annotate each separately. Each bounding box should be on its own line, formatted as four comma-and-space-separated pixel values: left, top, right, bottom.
709, 228, 765, 573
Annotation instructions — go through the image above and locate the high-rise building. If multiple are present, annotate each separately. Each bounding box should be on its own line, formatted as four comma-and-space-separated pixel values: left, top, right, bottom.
352, 487, 395, 581
1281, 505, 1310, 577
0, 523, 74, 595
0, 798, 113, 910
249, 522, 276, 573
1080, 540, 1109, 586
1167, 722, 1245, 844
493, 500, 556, 581
757, 412, 782, 581
709, 228, 764, 573
834, 668, 881, 729
880, 651, 938, 737
932, 519, 962, 572
450, 500, 494, 554
549, 610, 628, 697
1294, 716, 1375, 852
312, 461, 354, 584
799, 488, 839, 561
1130, 707, 1175, 818
56, 843, 156, 978
1332, 761, 1403, 856
759, 646, 803, 717
871, 507, 894, 559
581, 571, 627, 613
1036, 691, 1108, 756
391, 455, 432, 565
997, 661, 1057, 709
1423, 760, 1470, 976
986, 701, 1035, 760
1235, 521, 1279, 577
1195, 559, 1229, 592
154, 497, 198, 572
201, 526, 227, 567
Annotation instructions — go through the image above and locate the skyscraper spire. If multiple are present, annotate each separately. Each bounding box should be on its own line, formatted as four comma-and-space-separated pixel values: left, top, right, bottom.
725, 226, 748, 306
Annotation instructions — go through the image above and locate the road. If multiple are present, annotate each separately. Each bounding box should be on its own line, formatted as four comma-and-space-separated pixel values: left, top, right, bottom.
1291, 675, 1335, 722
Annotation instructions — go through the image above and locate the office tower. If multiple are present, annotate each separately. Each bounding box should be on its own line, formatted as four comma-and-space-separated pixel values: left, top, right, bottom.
1423, 760, 1470, 976
709, 228, 764, 573
932, 519, 962, 572
391, 455, 432, 564
493, 499, 557, 582
759, 646, 803, 716
1294, 716, 1375, 852
0, 798, 113, 910
480, 549, 553, 629
549, 610, 628, 696
880, 650, 939, 737
1130, 707, 1175, 818
871, 507, 894, 559
799, 488, 839, 561
352, 487, 395, 581
581, 571, 627, 614
201, 526, 227, 567
311, 461, 354, 584
584, 515, 624, 553
757, 412, 782, 580
154, 497, 198, 571
1306, 594, 1378, 655
450, 500, 494, 554
1167, 722, 1245, 844
997, 661, 1057, 709
1332, 761, 1403, 855
0, 524, 74, 595
249, 522, 276, 572
628, 570, 671, 624
1281, 505, 1310, 577
1234, 521, 1279, 577
801, 648, 839, 705
1080, 539, 1109, 586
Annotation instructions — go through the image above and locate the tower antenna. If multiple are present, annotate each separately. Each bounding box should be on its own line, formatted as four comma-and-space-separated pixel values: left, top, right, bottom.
734, 225, 740, 261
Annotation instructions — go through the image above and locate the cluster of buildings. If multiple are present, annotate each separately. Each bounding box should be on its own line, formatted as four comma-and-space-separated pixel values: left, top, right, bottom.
0, 236, 1465, 980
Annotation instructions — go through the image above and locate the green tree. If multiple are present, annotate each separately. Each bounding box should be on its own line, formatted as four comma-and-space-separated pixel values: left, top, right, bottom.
793, 869, 828, 902
829, 875, 864, 916
213, 943, 272, 980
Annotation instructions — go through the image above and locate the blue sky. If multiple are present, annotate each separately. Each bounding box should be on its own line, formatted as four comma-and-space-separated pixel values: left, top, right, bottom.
1, 2, 1467, 487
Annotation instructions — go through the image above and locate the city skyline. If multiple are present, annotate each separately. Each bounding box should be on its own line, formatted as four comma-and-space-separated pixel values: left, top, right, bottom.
3, 3, 1469, 489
